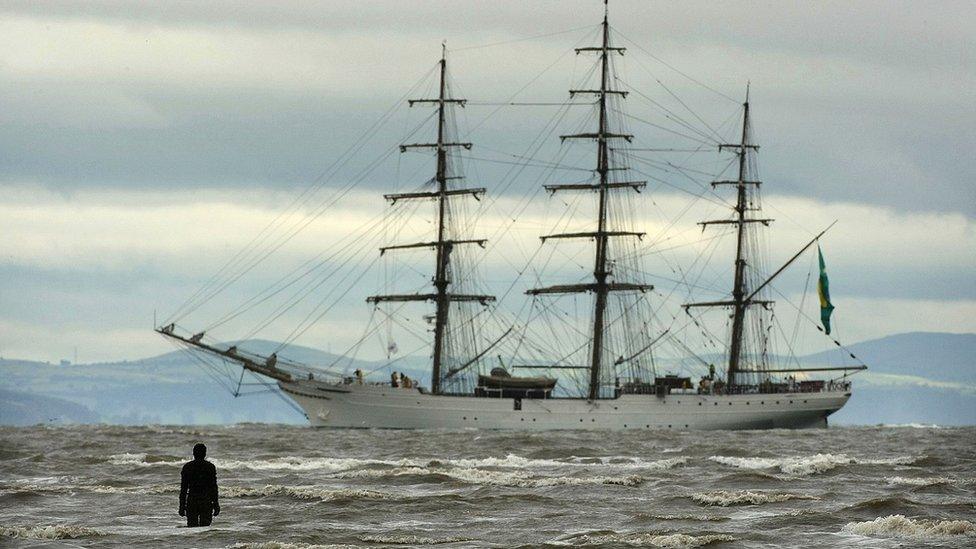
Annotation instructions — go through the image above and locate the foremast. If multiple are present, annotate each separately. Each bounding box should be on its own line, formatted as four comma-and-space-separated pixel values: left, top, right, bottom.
367, 46, 494, 395
527, 3, 652, 401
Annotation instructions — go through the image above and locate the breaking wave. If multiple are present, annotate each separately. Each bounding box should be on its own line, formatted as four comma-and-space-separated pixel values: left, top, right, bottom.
708, 453, 916, 476
690, 490, 818, 507
635, 514, 730, 522
222, 485, 390, 501
842, 515, 975, 539
885, 476, 972, 487
230, 541, 360, 549
0, 482, 173, 495
358, 533, 473, 545
0, 524, 104, 540
555, 531, 736, 547
107, 452, 683, 472
331, 466, 644, 487
107, 452, 184, 466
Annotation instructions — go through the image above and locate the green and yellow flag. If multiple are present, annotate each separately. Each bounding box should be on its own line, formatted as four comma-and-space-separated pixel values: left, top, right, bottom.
817, 245, 835, 334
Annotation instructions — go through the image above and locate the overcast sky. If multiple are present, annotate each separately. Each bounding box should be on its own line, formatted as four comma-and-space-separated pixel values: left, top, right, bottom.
1, 0, 973, 363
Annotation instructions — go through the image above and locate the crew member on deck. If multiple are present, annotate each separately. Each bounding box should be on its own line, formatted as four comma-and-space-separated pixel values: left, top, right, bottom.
179, 443, 220, 527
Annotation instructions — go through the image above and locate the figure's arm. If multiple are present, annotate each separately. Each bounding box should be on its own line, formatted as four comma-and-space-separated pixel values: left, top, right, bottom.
179, 465, 188, 515
210, 464, 220, 515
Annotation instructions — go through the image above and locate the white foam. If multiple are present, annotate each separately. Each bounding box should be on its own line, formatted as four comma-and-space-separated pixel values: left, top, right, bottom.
638, 514, 728, 522
230, 543, 362, 549
557, 532, 736, 547
559, 456, 688, 470
358, 534, 472, 545
843, 515, 975, 539
691, 490, 817, 507
108, 452, 684, 472
107, 452, 183, 466
222, 485, 390, 501
331, 465, 643, 487
708, 453, 916, 476
0, 525, 103, 540
0, 482, 172, 495
885, 476, 956, 487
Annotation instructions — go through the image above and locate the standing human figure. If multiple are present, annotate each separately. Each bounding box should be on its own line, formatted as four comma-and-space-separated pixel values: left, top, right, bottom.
179, 443, 220, 527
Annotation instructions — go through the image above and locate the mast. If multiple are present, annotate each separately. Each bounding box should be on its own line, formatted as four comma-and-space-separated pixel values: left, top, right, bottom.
685, 87, 772, 389
527, 2, 652, 400
727, 93, 750, 386
589, 7, 613, 402
368, 46, 494, 395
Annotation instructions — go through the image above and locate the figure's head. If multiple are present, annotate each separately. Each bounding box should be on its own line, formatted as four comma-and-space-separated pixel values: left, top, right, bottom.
193, 443, 207, 459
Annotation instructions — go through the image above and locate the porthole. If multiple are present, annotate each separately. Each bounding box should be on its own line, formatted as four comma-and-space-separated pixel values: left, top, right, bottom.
532, 418, 536, 422
580, 418, 584, 422
761, 401, 765, 405
714, 402, 718, 406
746, 402, 750, 405
520, 418, 524, 422
698, 402, 702, 406
591, 419, 595, 422
463, 416, 467, 420
668, 424, 672, 428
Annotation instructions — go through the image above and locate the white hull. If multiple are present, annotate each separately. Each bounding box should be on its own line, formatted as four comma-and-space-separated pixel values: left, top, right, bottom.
279, 381, 850, 430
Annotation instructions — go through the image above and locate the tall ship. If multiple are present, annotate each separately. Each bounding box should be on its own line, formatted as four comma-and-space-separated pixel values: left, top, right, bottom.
157, 3, 865, 430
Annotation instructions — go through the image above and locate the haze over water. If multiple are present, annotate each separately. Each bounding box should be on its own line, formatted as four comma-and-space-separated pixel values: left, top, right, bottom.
1, 424, 974, 548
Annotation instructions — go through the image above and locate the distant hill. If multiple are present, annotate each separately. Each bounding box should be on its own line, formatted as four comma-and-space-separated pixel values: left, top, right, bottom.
1, 332, 973, 426
804, 331, 976, 383
0, 388, 99, 425
803, 332, 976, 425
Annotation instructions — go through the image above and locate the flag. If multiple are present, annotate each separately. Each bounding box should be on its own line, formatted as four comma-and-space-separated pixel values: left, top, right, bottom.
817, 245, 835, 334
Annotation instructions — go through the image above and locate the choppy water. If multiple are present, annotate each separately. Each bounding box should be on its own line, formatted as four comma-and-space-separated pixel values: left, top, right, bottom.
1, 424, 974, 548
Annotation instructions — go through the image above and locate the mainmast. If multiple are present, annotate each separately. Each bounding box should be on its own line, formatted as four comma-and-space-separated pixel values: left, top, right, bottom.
368, 46, 493, 395
685, 88, 772, 388
527, 2, 651, 400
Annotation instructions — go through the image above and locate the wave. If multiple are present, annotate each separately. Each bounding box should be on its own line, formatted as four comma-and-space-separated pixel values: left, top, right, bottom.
556, 456, 688, 470
107, 452, 184, 466
708, 453, 916, 476
885, 476, 973, 487
843, 515, 974, 539
635, 514, 729, 522
222, 485, 390, 501
331, 466, 644, 487
1, 481, 393, 502
690, 490, 817, 507
0, 524, 104, 540
358, 534, 473, 545
230, 543, 363, 549
554, 531, 736, 547
107, 452, 683, 472
0, 482, 173, 496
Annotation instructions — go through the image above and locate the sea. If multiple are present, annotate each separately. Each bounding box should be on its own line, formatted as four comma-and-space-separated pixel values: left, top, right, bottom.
0, 424, 974, 548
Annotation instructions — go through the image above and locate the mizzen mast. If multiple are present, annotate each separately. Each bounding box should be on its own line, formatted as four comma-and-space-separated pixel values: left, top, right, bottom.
527, 2, 652, 400
368, 45, 494, 395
